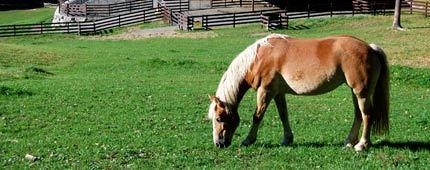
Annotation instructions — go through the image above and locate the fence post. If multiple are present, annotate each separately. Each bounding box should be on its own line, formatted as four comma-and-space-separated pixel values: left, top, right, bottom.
188, 16, 192, 31
170, 9, 173, 25
330, 0, 333, 17
352, 3, 355, 16
426, 1, 428, 17
67, 22, 70, 33
260, 11, 263, 28
278, 13, 282, 29
307, 2, 310, 18
84, 4, 87, 18
40, 22, 43, 34
129, 1, 132, 12
93, 22, 96, 33
118, 15, 121, 27
205, 16, 209, 30
410, 0, 413, 14
373, 1, 376, 15
77, 22, 81, 35
143, 10, 146, 22
66, 3, 69, 16
233, 13, 236, 28
108, 4, 111, 16
382, 1, 386, 15
260, 14, 263, 29
13, 25, 16, 36
252, 0, 255, 11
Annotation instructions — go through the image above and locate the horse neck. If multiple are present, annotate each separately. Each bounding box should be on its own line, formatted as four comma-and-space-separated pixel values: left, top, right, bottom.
214, 34, 284, 111
215, 74, 250, 112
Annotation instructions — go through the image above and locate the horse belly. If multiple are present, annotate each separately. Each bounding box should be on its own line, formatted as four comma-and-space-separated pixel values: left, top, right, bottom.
281, 69, 345, 95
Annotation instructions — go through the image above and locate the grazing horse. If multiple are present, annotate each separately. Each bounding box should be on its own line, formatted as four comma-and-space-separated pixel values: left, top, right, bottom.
207, 34, 389, 151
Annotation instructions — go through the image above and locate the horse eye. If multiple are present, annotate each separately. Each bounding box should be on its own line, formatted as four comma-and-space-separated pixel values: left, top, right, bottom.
216, 117, 222, 122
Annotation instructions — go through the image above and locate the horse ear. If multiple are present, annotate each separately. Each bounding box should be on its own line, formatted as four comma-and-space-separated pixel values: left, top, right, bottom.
208, 94, 214, 101
208, 95, 225, 108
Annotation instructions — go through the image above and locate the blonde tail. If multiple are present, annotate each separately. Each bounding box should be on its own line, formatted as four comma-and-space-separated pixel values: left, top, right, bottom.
370, 44, 390, 135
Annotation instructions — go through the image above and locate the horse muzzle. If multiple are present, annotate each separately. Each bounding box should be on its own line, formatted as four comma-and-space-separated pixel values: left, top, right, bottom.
215, 140, 231, 148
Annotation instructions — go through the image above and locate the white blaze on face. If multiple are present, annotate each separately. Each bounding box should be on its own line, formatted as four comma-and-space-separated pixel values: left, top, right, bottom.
208, 101, 218, 144
208, 102, 216, 119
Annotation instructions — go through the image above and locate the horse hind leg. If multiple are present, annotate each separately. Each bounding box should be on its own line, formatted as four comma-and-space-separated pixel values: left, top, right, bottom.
274, 94, 294, 146
353, 92, 374, 151
344, 90, 362, 148
241, 88, 271, 146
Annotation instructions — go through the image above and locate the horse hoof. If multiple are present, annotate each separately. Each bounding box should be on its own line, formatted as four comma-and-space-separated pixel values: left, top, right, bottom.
343, 143, 354, 149
354, 141, 370, 151
354, 145, 365, 152
280, 137, 294, 146
241, 139, 256, 147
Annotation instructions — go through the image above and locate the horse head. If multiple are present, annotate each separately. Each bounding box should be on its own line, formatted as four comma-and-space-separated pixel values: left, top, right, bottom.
208, 95, 240, 148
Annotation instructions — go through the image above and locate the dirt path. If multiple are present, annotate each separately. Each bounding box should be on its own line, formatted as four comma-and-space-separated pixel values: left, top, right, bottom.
88, 26, 217, 40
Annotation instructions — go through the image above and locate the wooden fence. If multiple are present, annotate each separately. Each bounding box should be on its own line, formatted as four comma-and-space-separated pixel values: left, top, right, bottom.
211, 0, 271, 8
261, 13, 288, 30
185, 9, 285, 30
406, 0, 430, 17
60, 0, 152, 17
0, 0, 418, 37
158, 0, 189, 11
0, 8, 161, 37
182, 0, 397, 30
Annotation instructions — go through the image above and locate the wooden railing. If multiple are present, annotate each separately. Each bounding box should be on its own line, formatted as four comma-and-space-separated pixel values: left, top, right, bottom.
185, 9, 285, 30
211, 0, 270, 8
406, 0, 429, 17
158, 0, 189, 11
0, 8, 161, 37
59, 0, 152, 17
0, 0, 413, 36
182, 0, 396, 30
261, 13, 288, 30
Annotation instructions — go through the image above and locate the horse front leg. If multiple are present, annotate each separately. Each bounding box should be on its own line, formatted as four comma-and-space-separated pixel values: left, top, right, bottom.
241, 88, 271, 146
274, 94, 294, 146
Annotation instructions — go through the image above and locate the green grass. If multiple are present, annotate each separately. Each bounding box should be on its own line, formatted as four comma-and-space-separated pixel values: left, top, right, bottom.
0, 7, 55, 25
1, 13, 430, 168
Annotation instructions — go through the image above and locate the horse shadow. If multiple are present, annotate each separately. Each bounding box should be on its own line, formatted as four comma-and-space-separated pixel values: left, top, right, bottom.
373, 140, 430, 151
286, 25, 311, 30
256, 140, 430, 151
407, 26, 430, 30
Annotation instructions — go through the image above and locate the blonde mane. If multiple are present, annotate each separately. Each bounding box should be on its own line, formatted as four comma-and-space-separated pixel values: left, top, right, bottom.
208, 34, 289, 118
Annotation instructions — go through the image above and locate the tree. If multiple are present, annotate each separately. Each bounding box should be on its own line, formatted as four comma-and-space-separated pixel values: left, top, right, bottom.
392, 0, 404, 30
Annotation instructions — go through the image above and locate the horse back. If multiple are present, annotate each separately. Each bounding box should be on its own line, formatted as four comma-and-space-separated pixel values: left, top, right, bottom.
246, 35, 373, 95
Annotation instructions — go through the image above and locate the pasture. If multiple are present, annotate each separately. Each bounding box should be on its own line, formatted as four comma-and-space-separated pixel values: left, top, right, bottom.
1, 8, 430, 168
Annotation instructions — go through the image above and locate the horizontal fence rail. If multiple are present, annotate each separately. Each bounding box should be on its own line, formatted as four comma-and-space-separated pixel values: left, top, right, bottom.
406, 0, 430, 17
261, 13, 288, 30
182, 0, 399, 30
158, 0, 189, 11
0, 8, 161, 37
0, 0, 415, 36
186, 9, 286, 30
211, 0, 270, 8
60, 0, 153, 17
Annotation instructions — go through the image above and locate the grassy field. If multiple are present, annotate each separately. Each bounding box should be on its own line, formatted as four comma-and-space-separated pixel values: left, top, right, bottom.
0, 7, 55, 25
0, 9, 429, 168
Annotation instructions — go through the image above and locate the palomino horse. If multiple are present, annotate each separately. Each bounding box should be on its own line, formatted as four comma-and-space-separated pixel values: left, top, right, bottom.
208, 34, 389, 151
